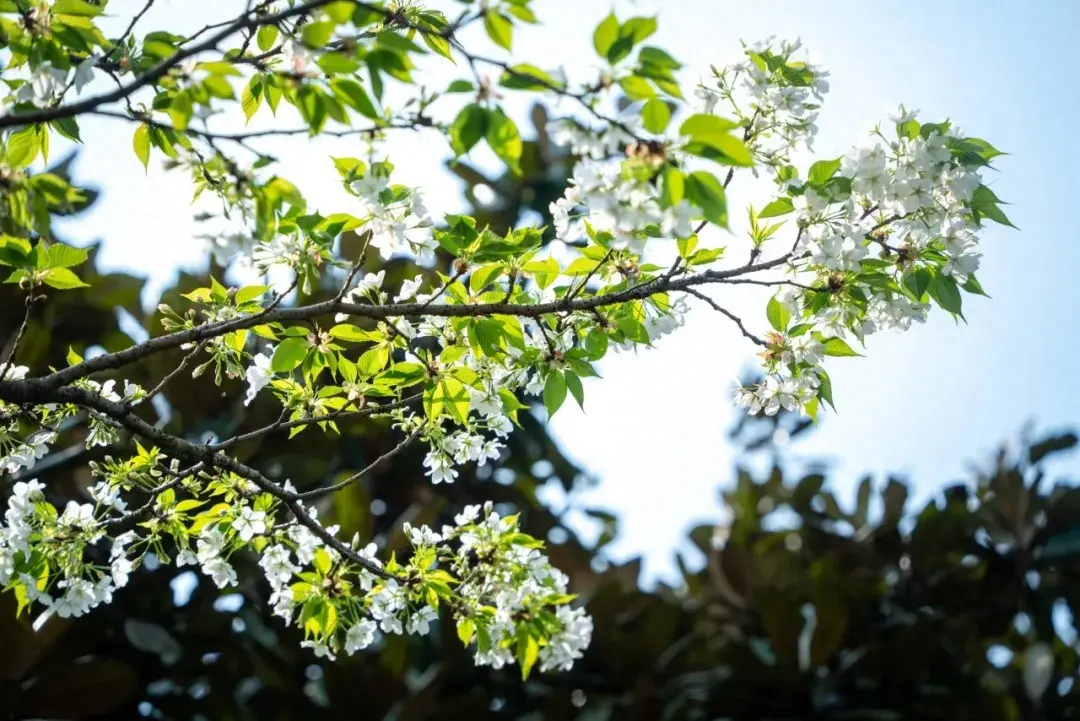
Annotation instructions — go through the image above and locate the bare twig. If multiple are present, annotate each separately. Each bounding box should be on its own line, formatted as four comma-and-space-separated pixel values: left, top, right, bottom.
684, 287, 766, 346
295, 426, 422, 499
0, 295, 35, 382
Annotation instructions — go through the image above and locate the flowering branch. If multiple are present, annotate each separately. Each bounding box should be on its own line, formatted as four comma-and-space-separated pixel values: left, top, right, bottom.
0, 1, 1011, 676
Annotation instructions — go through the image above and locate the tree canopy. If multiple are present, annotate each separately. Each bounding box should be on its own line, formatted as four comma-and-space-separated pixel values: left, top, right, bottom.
0, 1, 1033, 718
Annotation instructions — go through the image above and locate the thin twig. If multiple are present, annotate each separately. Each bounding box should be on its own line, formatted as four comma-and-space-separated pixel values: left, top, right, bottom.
294, 426, 422, 499
684, 288, 765, 346
0, 295, 35, 381
208, 393, 420, 451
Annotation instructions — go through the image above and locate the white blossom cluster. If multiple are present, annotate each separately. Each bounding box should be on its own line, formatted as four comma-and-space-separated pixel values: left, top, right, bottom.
735, 124, 990, 414
549, 144, 696, 253
350, 163, 437, 264
443, 503, 593, 673
0, 443, 588, 674
696, 37, 830, 165
0, 479, 136, 619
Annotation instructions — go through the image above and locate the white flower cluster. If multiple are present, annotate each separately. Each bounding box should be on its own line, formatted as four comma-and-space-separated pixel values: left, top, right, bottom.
548, 118, 637, 160
696, 37, 829, 162
350, 166, 437, 264
734, 103, 990, 415
1, 57, 95, 114
444, 503, 593, 673
0, 480, 135, 618
549, 153, 696, 253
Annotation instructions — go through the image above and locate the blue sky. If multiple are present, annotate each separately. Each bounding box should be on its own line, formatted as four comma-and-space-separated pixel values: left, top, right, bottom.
47, 0, 1080, 580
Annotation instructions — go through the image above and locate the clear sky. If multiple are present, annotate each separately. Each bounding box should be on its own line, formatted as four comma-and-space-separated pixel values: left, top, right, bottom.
47, 0, 1080, 581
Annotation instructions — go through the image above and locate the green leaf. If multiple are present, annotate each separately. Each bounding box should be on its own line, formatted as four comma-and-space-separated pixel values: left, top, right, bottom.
53, 0, 103, 16
456, 618, 475, 646
499, 63, 560, 91
543, 370, 567, 418
317, 52, 360, 75
51, 116, 82, 143
301, 20, 335, 48
638, 46, 681, 70
357, 346, 389, 377
684, 171, 727, 227
470, 264, 504, 293
241, 77, 262, 122
962, 274, 990, 297
7, 126, 40, 168
818, 370, 835, 411
759, 197, 794, 218
256, 24, 278, 52
902, 267, 931, 300
620, 17, 658, 45
641, 98, 671, 134
766, 296, 791, 333
41, 243, 87, 271
427, 377, 470, 423
329, 324, 380, 342
683, 132, 753, 167
618, 75, 655, 100
66, 346, 83, 366
445, 79, 474, 93
565, 372, 585, 409
422, 32, 454, 61
679, 114, 752, 166
235, 285, 270, 304
592, 13, 619, 59
42, 268, 89, 290
518, 633, 539, 680
485, 108, 522, 173
679, 113, 741, 136
807, 158, 842, 185
271, 337, 308, 373
661, 165, 684, 207
483, 11, 513, 50
133, 124, 151, 170
969, 184, 1016, 228
821, 336, 861, 357
330, 77, 378, 119
449, 103, 488, 155
929, 272, 963, 316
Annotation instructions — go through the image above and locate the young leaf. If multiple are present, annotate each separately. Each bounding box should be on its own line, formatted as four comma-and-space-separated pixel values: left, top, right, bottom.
449, 104, 488, 155
485, 109, 522, 174
641, 98, 671, 134
46, 244, 88, 269
272, 337, 308, 373
241, 77, 262, 123
483, 11, 513, 50
256, 24, 278, 52
821, 337, 861, 357
593, 13, 619, 59
759, 197, 794, 218
133, 124, 151, 170
543, 370, 567, 418
684, 171, 727, 227
565, 372, 585, 409
42, 268, 89, 290
807, 158, 842, 185
766, 296, 791, 333
7, 126, 40, 168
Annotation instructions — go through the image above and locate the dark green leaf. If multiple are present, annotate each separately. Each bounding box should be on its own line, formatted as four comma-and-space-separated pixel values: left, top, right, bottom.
449, 103, 488, 155
543, 370, 567, 418
684, 171, 727, 227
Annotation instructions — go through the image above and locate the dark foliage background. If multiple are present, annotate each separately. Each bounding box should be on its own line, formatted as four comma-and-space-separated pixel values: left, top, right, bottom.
2, 109, 1079, 721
